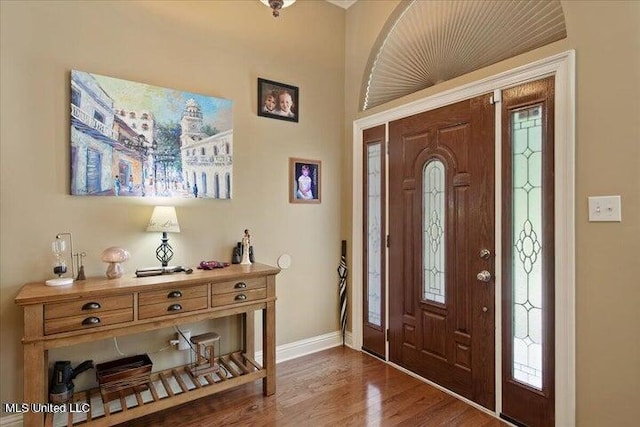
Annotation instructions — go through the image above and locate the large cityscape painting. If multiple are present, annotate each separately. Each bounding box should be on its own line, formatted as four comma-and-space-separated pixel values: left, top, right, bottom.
70, 70, 233, 198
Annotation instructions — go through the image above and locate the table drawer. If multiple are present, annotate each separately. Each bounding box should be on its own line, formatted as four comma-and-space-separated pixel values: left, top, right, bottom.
45, 308, 133, 335
138, 297, 208, 320
45, 294, 133, 320
139, 284, 208, 306
211, 277, 266, 295
211, 288, 267, 307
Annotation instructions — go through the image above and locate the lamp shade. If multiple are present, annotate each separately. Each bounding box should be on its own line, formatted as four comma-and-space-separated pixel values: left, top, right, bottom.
146, 206, 180, 233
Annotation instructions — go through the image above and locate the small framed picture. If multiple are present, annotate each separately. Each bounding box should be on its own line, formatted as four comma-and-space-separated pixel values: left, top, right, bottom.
258, 78, 299, 123
289, 158, 321, 204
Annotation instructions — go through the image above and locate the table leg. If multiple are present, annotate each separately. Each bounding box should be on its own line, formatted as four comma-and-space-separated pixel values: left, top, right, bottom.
262, 300, 276, 396
243, 311, 255, 359
23, 342, 46, 427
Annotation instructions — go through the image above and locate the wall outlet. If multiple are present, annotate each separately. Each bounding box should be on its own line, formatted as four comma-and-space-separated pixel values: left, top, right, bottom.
177, 330, 191, 351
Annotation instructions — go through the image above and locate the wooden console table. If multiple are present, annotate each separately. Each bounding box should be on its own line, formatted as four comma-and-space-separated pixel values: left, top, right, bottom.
15, 263, 279, 427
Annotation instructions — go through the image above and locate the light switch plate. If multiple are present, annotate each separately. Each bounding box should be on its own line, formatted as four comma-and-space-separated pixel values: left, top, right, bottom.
588, 195, 622, 222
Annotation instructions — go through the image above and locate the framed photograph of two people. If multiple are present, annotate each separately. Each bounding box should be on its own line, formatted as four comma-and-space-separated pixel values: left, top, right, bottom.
289, 158, 321, 204
258, 78, 298, 123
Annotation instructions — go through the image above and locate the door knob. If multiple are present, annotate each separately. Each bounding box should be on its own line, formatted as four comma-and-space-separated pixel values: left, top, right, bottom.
477, 270, 492, 282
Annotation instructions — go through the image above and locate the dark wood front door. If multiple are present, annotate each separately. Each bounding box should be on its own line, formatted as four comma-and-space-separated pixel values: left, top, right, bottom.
388, 94, 496, 409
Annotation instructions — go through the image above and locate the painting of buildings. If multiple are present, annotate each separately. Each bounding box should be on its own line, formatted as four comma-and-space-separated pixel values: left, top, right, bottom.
70, 70, 233, 198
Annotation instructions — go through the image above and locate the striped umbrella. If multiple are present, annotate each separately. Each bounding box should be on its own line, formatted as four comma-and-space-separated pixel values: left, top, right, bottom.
338, 240, 348, 346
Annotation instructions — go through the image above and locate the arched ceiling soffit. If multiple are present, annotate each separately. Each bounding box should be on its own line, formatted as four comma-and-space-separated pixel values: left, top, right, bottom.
361, 0, 567, 111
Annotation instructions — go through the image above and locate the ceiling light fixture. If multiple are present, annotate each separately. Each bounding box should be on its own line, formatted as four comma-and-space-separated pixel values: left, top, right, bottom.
260, 0, 296, 18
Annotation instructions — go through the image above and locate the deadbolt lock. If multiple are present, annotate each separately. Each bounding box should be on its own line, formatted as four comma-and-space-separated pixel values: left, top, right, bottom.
479, 249, 491, 260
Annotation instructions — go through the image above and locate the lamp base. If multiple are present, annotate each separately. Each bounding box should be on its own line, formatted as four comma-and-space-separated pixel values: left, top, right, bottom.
155, 232, 174, 267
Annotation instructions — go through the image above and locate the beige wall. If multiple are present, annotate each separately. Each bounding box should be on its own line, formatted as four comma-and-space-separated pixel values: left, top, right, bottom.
344, 1, 640, 426
0, 0, 345, 408
2, 0, 639, 425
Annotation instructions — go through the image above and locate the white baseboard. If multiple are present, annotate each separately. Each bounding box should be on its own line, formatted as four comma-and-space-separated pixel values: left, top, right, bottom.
0, 414, 22, 427
255, 330, 353, 365
0, 330, 353, 427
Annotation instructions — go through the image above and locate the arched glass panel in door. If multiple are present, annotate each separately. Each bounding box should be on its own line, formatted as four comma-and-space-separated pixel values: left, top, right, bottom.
423, 160, 446, 304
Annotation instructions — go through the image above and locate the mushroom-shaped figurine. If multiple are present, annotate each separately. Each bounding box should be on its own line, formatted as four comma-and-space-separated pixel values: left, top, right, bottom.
101, 247, 130, 279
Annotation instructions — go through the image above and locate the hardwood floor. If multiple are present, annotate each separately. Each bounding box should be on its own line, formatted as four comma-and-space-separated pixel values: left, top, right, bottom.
119, 346, 505, 426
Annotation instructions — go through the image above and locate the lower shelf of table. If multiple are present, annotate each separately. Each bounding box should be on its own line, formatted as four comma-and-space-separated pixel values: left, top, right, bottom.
46, 352, 265, 427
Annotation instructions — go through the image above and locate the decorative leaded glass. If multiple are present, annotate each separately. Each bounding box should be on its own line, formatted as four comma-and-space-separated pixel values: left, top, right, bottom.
366, 143, 382, 326
423, 160, 446, 303
511, 105, 544, 390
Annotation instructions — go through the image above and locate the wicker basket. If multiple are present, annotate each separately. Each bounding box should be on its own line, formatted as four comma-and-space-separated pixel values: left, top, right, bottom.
96, 354, 152, 402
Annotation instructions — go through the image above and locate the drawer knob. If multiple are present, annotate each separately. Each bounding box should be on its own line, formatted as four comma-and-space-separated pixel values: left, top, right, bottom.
168, 304, 183, 312
82, 316, 101, 325
234, 282, 247, 289
82, 302, 101, 310
235, 294, 247, 301
168, 290, 183, 299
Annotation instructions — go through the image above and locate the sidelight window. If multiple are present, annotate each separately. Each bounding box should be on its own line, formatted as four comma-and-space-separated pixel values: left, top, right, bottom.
511, 105, 544, 389
366, 143, 382, 326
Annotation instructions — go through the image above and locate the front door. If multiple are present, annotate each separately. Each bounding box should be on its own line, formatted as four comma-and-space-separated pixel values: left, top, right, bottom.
388, 93, 495, 409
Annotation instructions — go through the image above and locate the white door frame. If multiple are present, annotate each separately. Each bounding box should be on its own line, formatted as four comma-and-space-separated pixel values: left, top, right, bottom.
351, 50, 575, 426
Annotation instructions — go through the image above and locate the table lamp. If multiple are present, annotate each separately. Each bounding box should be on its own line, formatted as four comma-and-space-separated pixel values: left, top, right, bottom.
146, 206, 180, 267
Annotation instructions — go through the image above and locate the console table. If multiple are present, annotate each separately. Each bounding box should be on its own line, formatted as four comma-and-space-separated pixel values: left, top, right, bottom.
15, 263, 279, 427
